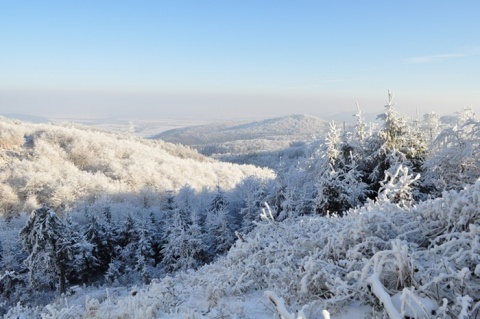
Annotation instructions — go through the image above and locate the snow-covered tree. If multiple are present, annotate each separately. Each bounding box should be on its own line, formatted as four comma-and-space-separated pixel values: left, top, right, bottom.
83, 212, 113, 276
160, 210, 188, 272
134, 220, 157, 283
232, 176, 265, 233
423, 117, 480, 194
314, 122, 368, 214
205, 188, 235, 257
421, 111, 443, 144
64, 216, 97, 285
365, 90, 427, 200
353, 102, 369, 144
206, 205, 235, 257
19, 206, 75, 293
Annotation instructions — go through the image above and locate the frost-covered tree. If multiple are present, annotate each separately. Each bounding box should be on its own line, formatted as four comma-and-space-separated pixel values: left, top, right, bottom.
160, 210, 188, 272
205, 188, 235, 257
337, 153, 369, 209
0, 184, 20, 220
365, 90, 427, 200
104, 212, 137, 283
186, 210, 208, 264
314, 122, 368, 214
421, 111, 443, 144
134, 220, 156, 283
19, 206, 75, 293
0, 218, 28, 311
232, 176, 265, 233
64, 216, 97, 285
209, 186, 227, 213
423, 116, 480, 194
175, 185, 197, 222
353, 102, 369, 145
206, 206, 235, 256
83, 212, 113, 276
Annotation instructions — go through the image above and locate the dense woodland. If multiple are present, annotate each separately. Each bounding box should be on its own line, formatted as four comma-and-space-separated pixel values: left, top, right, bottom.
1, 93, 480, 318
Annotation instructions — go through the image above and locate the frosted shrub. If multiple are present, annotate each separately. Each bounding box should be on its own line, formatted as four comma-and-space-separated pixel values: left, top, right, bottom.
0, 118, 25, 149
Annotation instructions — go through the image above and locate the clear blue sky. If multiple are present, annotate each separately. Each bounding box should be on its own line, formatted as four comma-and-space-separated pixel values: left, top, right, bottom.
1, 1, 479, 119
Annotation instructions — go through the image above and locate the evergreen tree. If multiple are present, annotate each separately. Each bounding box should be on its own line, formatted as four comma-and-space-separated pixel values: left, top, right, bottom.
84, 213, 112, 276
209, 186, 227, 213
64, 215, 97, 285
135, 222, 156, 283
186, 210, 208, 265
204, 187, 235, 257
364, 90, 427, 200
161, 210, 187, 272
19, 205, 75, 294
353, 102, 369, 145
175, 185, 197, 222
236, 176, 264, 233
315, 122, 367, 214
206, 205, 235, 257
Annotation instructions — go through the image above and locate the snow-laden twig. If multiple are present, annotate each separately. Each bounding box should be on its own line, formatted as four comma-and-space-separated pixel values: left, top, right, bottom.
265, 291, 294, 319
260, 202, 275, 222
366, 273, 402, 319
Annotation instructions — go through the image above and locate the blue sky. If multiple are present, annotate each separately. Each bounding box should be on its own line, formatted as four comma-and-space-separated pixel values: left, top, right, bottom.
1, 1, 479, 120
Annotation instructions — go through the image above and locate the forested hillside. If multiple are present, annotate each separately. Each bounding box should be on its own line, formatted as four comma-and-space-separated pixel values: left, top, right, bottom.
154, 114, 330, 168
0, 117, 274, 217
1, 94, 480, 318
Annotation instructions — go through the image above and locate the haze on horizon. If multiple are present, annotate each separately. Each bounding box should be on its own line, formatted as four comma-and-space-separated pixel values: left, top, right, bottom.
1, 1, 479, 121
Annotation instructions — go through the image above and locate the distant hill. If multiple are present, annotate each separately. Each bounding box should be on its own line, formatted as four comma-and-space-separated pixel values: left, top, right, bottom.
1, 113, 50, 123
153, 114, 331, 168
0, 117, 274, 215
154, 114, 328, 145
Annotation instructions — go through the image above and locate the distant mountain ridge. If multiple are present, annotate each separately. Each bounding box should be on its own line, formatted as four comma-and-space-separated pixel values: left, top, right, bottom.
153, 114, 328, 145
153, 114, 331, 168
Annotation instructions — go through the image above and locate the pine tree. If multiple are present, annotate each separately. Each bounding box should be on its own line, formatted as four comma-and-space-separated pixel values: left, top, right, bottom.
310, 118, 371, 215
161, 211, 187, 272
365, 90, 427, 201
19, 205, 75, 294
206, 205, 235, 257
236, 176, 264, 233
84, 213, 112, 276
175, 185, 197, 222
186, 210, 208, 266
205, 187, 235, 256
134, 220, 156, 283
65, 215, 97, 285
353, 102, 368, 145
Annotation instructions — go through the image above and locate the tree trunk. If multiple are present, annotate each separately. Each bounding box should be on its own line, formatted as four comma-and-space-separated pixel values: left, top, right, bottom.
59, 267, 66, 294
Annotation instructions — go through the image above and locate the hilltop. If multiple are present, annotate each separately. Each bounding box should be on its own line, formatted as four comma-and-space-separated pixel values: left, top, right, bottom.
153, 114, 331, 168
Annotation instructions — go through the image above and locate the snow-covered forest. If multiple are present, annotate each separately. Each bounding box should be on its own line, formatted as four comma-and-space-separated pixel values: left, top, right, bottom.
1, 93, 480, 318
154, 114, 330, 169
